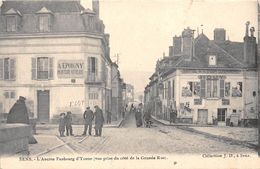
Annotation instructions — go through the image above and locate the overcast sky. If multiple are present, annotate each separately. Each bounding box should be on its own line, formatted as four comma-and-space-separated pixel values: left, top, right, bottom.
1, 0, 257, 94
81, 0, 257, 93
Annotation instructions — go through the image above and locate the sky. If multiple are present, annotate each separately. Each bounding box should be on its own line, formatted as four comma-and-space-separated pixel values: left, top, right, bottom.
0, 0, 257, 94
81, 0, 257, 93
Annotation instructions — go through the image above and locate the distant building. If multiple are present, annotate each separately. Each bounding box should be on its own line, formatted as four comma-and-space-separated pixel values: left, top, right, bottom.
145, 23, 258, 126
111, 62, 125, 120
0, 0, 113, 123
125, 84, 134, 104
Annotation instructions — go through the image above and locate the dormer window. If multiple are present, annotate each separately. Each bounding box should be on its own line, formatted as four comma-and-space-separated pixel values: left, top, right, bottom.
4, 8, 22, 32
6, 16, 16, 32
39, 15, 50, 32
36, 7, 53, 32
209, 55, 216, 66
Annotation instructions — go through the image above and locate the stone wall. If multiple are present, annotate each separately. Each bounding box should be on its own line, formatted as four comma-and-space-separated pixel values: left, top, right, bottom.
0, 124, 30, 155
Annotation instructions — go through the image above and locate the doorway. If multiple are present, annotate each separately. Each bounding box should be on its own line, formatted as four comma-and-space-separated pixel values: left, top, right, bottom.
197, 109, 208, 124
37, 90, 50, 122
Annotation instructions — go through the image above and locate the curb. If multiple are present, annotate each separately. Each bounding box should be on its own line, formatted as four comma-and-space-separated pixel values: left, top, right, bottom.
152, 116, 258, 150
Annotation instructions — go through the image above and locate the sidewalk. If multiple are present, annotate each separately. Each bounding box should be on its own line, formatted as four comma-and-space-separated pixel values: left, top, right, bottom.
152, 116, 258, 149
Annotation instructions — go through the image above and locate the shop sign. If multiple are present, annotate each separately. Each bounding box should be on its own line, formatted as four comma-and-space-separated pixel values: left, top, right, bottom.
198, 75, 226, 80
57, 60, 84, 78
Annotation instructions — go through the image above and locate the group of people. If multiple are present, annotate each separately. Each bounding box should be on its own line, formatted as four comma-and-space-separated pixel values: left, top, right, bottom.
58, 105, 104, 137
128, 103, 152, 128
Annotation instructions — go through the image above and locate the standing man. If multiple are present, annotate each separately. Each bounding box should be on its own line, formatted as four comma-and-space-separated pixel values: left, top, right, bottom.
65, 111, 73, 136
82, 107, 94, 136
169, 105, 174, 124
94, 105, 104, 137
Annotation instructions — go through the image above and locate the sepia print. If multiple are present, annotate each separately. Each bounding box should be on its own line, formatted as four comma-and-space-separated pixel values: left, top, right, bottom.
0, 0, 259, 168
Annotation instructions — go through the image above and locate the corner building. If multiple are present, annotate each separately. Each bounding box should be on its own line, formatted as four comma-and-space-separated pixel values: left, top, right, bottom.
145, 24, 258, 126
0, 0, 112, 122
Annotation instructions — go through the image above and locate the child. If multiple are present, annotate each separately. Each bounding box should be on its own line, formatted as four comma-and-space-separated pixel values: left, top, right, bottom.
59, 113, 66, 137
65, 111, 73, 136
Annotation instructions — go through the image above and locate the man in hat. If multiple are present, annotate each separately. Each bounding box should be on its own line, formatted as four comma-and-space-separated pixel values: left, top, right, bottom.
94, 105, 104, 137
7, 96, 37, 144
7, 96, 29, 124
82, 107, 94, 136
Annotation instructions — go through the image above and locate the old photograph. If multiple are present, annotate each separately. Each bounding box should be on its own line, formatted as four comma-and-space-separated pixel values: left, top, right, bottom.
0, 0, 259, 168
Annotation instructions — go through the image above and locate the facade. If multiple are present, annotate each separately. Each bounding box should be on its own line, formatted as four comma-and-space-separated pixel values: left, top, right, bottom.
111, 62, 124, 120
145, 23, 258, 126
0, 0, 115, 123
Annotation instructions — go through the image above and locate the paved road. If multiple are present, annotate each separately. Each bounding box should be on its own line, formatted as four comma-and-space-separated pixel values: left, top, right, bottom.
29, 112, 256, 155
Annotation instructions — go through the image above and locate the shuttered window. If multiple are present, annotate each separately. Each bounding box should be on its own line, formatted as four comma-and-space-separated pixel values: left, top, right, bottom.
172, 80, 175, 99
87, 57, 98, 81
200, 79, 206, 98
32, 57, 53, 80
220, 80, 225, 98
0, 58, 16, 80
168, 81, 171, 99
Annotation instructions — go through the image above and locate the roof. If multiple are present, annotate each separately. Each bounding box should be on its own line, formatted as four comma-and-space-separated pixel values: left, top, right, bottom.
0, 0, 105, 34
1, 0, 84, 14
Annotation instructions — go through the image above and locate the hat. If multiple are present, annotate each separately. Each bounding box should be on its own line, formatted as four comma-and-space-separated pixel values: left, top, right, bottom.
86, 107, 90, 109
19, 96, 26, 101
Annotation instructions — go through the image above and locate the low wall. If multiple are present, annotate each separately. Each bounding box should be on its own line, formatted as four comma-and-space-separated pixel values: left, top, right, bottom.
0, 124, 30, 155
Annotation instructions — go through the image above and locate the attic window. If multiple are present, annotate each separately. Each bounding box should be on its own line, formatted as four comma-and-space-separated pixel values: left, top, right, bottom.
209, 55, 216, 66
39, 15, 50, 32
6, 16, 16, 32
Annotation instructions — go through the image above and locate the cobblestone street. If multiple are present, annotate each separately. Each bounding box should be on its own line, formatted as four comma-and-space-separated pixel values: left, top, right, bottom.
29, 112, 257, 155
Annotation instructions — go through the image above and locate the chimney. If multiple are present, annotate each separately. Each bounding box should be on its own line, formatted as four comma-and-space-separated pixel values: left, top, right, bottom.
181, 27, 194, 61
92, 0, 99, 18
214, 28, 226, 43
169, 46, 174, 57
172, 36, 181, 56
243, 21, 257, 67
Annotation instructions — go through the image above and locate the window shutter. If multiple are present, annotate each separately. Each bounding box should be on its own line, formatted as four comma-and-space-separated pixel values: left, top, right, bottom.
200, 79, 206, 98
0, 58, 3, 80
10, 58, 16, 80
220, 79, 225, 98
32, 58, 37, 80
48, 57, 53, 79
95, 58, 98, 75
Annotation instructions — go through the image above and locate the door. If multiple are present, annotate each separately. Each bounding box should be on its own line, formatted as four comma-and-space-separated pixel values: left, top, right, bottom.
197, 109, 208, 124
217, 108, 227, 125
37, 90, 50, 122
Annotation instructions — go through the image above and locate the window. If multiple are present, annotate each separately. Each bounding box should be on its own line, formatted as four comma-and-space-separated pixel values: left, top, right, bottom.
168, 81, 171, 99
194, 98, 202, 105
89, 93, 98, 100
201, 79, 225, 98
209, 55, 216, 66
88, 57, 98, 74
0, 58, 16, 80
6, 16, 16, 32
4, 91, 16, 99
32, 57, 53, 80
217, 108, 226, 122
232, 109, 237, 113
39, 15, 50, 32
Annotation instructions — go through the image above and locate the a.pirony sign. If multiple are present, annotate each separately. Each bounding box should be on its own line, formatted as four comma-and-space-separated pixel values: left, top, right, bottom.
57, 60, 84, 78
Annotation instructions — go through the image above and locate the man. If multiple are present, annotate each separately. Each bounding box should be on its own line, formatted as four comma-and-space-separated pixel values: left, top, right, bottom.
169, 105, 174, 124
7, 96, 37, 144
135, 103, 143, 127
65, 111, 73, 136
82, 107, 94, 136
94, 105, 104, 137
7, 96, 29, 124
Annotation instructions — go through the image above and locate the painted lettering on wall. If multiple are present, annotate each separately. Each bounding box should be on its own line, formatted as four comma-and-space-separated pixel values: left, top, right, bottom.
57, 60, 84, 78
69, 100, 84, 107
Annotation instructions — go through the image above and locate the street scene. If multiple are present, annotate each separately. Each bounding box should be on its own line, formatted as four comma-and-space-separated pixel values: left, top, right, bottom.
0, 1, 259, 168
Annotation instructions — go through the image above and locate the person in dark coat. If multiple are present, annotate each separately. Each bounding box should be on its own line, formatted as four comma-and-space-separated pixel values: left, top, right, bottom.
169, 105, 174, 124
82, 107, 94, 136
94, 105, 104, 137
106, 111, 111, 124
59, 113, 66, 137
135, 103, 143, 127
65, 111, 73, 136
7, 96, 29, 124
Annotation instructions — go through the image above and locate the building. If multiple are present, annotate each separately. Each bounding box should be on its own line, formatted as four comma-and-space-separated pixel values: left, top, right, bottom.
111, 62, 124, 120
0, 0, 113, 123
145, 23, 258, 126
125, 83, 134, 104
